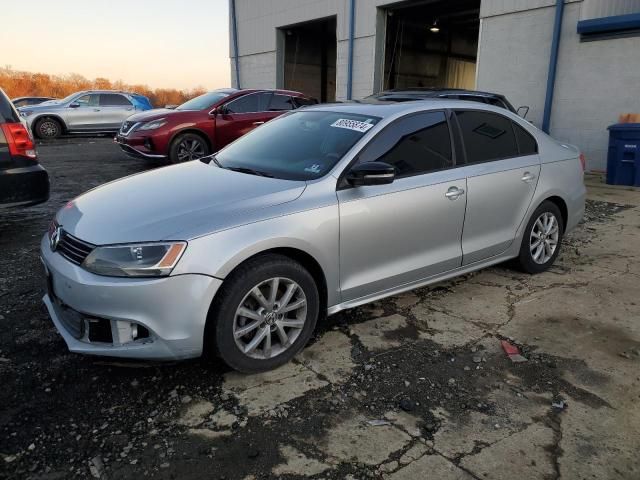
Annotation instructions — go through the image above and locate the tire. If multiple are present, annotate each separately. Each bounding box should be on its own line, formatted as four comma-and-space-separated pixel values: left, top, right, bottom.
516, 201, 564, 274
208, 254, 320, 373
169, 133, 210, 163
34, 117, 62, 139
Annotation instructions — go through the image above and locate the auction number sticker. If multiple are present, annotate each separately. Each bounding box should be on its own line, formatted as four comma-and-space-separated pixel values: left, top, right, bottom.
331, 118, 375, 133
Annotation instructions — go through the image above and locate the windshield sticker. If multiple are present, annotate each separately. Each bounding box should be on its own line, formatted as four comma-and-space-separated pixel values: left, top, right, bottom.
331, 118, 375, 133
304, 164, 322, 174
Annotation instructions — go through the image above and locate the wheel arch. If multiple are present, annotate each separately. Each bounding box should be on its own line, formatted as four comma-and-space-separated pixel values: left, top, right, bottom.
169, 128, 213, 152
32, 114, 67, 135
544, 195, 568, 230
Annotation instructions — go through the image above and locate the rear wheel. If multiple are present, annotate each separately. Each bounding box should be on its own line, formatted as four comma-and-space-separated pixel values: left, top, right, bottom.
516, 201, 564, 274
208, 254, 319, 373
169, 133, 210, 163
35, 117, 62, 139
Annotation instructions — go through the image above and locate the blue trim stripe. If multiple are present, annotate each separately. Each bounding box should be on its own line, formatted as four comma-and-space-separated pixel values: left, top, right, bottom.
578, 13, 640, 35
542, 0, 565, 134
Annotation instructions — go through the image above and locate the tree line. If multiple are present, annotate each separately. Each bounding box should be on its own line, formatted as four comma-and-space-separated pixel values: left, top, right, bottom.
0, 67, 208, 107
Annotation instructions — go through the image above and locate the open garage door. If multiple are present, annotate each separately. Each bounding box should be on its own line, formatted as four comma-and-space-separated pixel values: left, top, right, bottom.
381, 0, 480, 91
281, 17, 337, 103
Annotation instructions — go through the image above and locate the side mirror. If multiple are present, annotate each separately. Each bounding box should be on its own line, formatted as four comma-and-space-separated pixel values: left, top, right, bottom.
69, 102, 80, 108
517, 106, 530, 119
347, 161, 395, 187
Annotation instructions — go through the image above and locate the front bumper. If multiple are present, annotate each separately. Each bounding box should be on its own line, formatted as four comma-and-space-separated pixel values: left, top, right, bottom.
114, 135, 166, 160
40, 235, 222, 360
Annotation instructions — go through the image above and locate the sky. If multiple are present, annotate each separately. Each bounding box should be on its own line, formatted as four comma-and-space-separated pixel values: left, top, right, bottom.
0, 0, 231, 91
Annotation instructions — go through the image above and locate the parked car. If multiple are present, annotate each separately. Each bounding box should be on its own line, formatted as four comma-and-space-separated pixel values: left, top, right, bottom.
364, 88, 530, 118
115, 88, 317, 163
0, 89, 49, 208
41, 100, 585, 372
18, 90, 153, 139
12, 96, 55, 108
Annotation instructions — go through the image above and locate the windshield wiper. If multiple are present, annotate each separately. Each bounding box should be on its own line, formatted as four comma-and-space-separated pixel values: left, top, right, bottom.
226, 166, 274, 178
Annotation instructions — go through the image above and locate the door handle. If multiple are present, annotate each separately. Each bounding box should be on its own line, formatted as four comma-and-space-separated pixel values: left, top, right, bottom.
521, 172, 536, 183
253, 121, 265, 126
445, 186, 465, 200
93, 108, 101, 112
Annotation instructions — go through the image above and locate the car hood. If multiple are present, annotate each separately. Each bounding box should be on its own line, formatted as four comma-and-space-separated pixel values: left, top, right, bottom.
19, 102, 64, 113
125, 108, 179, 122
56, 161, 306, 245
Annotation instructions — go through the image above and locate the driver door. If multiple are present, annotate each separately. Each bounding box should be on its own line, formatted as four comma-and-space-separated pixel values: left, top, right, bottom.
337, 111, 467, 303
64, 93, 100, 130
214, 92, 274, 149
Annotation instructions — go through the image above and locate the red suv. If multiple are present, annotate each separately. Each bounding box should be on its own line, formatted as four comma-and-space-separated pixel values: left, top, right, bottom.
115, 89, 316, 163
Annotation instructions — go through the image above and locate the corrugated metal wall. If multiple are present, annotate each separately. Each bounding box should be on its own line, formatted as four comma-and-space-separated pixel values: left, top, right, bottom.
580, 0, 640, 20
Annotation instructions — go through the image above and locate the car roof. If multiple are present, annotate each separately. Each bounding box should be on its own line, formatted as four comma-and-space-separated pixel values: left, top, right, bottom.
376, 88, 504, 98
301, 99, 518, 120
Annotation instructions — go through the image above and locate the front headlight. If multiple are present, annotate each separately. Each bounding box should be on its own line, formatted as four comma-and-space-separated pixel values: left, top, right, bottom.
138, 119, 167, 131
82, 242, 186, 277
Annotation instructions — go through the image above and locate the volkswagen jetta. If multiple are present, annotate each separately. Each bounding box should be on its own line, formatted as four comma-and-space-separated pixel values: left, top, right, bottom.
41, 100, 585, 372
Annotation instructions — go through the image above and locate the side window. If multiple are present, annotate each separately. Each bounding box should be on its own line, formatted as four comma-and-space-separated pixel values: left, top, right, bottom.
513, 122, 538, 155
455, 110, 519, 164
358, 111, 453, 178
100, 94, 132, 106
486, 97, 508, 110
225, 92, 272, 114
75, 94, 99, 107
293, 97, 317, 108
269, 94, 294, 111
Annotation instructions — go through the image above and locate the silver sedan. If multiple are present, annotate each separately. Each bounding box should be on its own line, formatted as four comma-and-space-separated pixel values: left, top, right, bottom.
41, 100, 586, 372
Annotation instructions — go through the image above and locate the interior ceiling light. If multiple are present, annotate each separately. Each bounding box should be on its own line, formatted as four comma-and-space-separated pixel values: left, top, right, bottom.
430, 19, 440, 33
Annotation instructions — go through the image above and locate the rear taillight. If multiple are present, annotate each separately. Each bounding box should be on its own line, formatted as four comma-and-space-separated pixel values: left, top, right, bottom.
1, 122, 37, 159
579, 153, 586, 171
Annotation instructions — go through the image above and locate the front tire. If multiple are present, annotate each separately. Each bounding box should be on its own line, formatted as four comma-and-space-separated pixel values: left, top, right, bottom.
34, 117, 62, 139
169, 133, 210, 163
209, 254, 320, 373
516, 201, 564, 274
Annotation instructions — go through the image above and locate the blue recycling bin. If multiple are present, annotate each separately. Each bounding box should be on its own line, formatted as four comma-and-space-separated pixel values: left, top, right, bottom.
606, 123, 640, 186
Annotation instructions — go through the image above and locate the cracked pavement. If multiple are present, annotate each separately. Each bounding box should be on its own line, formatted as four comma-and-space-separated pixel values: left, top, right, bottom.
1, 138, 639, 479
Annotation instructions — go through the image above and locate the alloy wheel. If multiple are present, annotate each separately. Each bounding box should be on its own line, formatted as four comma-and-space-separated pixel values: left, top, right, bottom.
39, 121, 59, 138
530, 212, 559, 264
176, 138, 205, 161
233, 277, 307, 360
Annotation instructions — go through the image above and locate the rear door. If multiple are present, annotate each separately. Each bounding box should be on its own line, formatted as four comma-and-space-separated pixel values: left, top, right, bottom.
64, 93, 100, 130
97, 94, 135, 130
454, 110, 541, 265
214, 92, 273, 148
338, 111, 467, 302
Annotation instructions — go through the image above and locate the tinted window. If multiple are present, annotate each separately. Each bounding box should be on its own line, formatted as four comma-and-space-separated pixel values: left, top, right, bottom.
358, 111, 453, 177
513, 122, 538, 155
216, 111, 380, 181
75, 94, 99, 107
269, 94, 294, 111
293, 97, 317, 108
485, 97, 507, 110
100, 94, 132, 106
455, 110, 519, 164
226, 92, 272, 114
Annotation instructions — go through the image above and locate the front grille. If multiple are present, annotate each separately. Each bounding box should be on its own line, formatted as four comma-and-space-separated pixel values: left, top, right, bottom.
120, 121, 138, 136
57, 230, 95, 266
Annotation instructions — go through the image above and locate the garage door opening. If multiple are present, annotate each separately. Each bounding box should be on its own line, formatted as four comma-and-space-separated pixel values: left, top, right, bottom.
280, 17, 337, 103
380, 0, 480, 91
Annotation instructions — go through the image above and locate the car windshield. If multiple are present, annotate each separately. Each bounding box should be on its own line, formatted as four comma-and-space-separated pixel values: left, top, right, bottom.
56, 93, 80, 104
177, 91, 233, 111
215, 111, 381, 181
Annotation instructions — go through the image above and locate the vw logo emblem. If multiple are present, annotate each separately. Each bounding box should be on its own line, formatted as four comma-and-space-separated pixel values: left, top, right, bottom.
50, 226, 62, 252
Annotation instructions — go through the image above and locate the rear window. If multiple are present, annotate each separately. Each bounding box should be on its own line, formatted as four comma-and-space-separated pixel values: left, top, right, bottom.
514, 122, 538, 155
0, 89, 19, 123
455, 110, 519, 164
269, 94, 295, 111
293, 97, 318, 108
100, 94, 132, 106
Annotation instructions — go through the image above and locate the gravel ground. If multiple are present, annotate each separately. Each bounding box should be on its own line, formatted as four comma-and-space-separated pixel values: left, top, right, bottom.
1, 138, 639, 480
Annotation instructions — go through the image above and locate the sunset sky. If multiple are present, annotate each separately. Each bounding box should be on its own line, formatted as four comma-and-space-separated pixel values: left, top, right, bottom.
1, 0, 231, 90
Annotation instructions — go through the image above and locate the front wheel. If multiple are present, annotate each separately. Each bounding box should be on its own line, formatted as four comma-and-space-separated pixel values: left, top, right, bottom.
209, 254, 320, 373
34, 117, 62, 139
169, 133, 210, 163
516, 201, 564, 274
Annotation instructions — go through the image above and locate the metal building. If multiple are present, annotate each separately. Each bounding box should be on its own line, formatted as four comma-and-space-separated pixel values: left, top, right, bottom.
229, 0, 640, 171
